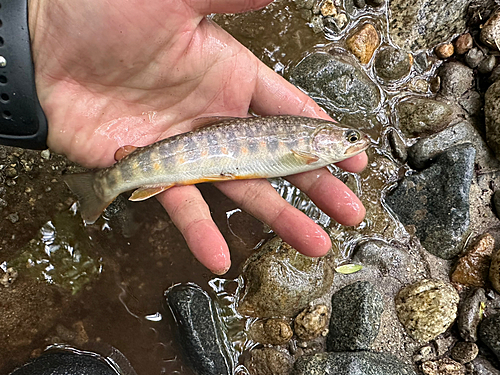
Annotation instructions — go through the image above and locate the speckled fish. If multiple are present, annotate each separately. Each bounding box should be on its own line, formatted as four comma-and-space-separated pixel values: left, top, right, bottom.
64, 115, 370, 224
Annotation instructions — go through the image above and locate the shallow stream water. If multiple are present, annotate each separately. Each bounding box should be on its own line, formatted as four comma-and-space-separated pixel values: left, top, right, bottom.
1, 1, 429, 374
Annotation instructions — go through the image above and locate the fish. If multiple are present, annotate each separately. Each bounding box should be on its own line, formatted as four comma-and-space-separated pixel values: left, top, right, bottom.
64, 115, 370, 224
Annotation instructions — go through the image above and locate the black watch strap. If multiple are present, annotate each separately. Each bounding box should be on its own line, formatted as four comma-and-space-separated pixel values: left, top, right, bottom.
0, 0, 48, 150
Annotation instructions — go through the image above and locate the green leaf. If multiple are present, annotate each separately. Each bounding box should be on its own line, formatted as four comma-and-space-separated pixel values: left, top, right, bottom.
335, 264, 363, 274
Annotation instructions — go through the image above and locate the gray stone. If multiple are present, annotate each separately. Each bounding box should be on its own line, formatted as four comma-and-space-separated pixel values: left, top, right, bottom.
451, 342, 479, 364
479, 313, 500, 362
238, 237, 334, 318
388, 129, 408, 163
289, 52, 381, 112
438, 62, 474, 99
457, 288, 487, 342
374, 46, 412, 81
292, 351, 417, 375
352, 240, 410, 281
165, 283, 232, 375
494, 191, 500, 219
481, 10, 500, 50
395, 279, 459, 342
472, 356, 500, 375
408, 121, 491, 170
243, 348, 293, 375
388, 0, 469, 51
327, 281, 383, 351
485, 80, 500, 160
397, 98, 454, 137
479, 56, 497, 75
386, 145, 475, 259
465, 48, 485, 69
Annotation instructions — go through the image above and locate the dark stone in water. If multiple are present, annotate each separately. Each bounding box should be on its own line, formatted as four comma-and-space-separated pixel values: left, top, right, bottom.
327, 281, 384, 351
437, 62, 474, 99
9, 351, 116, 375
478, 313, 500, 362
386, 144, 475, 259
165, 283, 232, 375
289, 52, 381, 112
292, 351, 417, 375
374, 46, 412, 81
457, 288, 487, 342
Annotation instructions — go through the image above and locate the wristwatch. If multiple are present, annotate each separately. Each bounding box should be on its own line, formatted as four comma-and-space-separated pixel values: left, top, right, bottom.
0, 0, 48, 150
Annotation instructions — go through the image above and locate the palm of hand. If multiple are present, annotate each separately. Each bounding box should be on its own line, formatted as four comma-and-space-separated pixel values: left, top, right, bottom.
29, 0, 368, 274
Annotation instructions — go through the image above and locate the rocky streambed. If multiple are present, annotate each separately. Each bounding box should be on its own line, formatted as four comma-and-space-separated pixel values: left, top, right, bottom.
2, 0, 500, 375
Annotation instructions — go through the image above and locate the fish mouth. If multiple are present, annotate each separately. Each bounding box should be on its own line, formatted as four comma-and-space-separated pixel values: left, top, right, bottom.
345, 137, 371, 155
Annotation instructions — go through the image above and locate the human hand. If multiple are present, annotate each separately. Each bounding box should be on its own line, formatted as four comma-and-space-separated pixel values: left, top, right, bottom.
28, 0, 368, 274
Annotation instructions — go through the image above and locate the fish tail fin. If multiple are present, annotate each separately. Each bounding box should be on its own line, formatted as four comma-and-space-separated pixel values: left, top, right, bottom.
63, 172, 114, 224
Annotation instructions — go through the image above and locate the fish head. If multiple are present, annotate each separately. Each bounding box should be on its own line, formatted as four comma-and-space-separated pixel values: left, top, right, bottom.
312, 125, 371, 162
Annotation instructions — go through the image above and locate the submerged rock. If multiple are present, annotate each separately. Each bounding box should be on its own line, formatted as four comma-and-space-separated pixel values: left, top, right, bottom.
165, 283, 232, 375
294, 304, 329, 341
387, 144, 475, 259
450, 342, 479, 364
451, 234, 494, 288
346, 23, 380, 64
374, 46, 412, 81
292, 351, 417, 375
248, 318, 293, 345
485, 80, 500, 160
457, 288, 487, 342
454, 33, 473, 55
421, 357, 466, 375
238, 237, 333, 318
396, 97, 454, 137
327, 281, 384, 351
395, 279, 459, 342
289, 52, 381, 112
243, 348, 293, 375
478, 313, 500, 362
388, 0, 469, 51
388, 129, 408, 163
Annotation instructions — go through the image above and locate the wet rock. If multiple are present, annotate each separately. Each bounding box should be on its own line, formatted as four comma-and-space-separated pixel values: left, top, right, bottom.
346, 23, 380, 64
165, 283, 232, 375
451, 342, 479, 364
388, 129, 408, 163
421, 357, 466, 375
435, 44, 454, 59
289, 52, 381, 112
6, 213, 18, 224
374, 46, 412, 81
366, 0, 384, 6
352, 240, 410, 281
478, 313, 500, 361
293, 0, 315, 9
490, 248, 500, 294
243, 348, 293, 375
491, 65, 500, 83
407, 121, 489, 170
5, 167, 17, 178
327, 281, 383, 351
320, 0, 337, 16
478, 56, 497, 75
415, 52, 430, 72
414, 345, 437, 363
437, 62, 474, 99
310, 15, 324, 33
451, 234, 494, 288
388, 0, 469, 51
396, 98, 454, 137
472, 356, 500, 375
395, 279, 459, 342
459, 90, 483, 120
485, 80, 500, 160
457, 288, 487, 342
292, 351, 417, 375
353, 0, 365, 8
0, 267, 18, 287
408, 78, 431, 94
238, 237, 334, 318
465, 48, 485, 69
8, 351, 118, 375
324, 13, 349, 34
494, 191, 500, 219
386, 145, 475, 260
248, 318, 293, 345
454, 33, 473, 55
435, 335, 459, 357
294, 304, 329, 341
481, 10, 500, 51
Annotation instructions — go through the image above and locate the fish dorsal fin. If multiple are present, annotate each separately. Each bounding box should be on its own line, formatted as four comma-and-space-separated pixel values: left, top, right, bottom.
129, 185, 174, 201
191, 116, 245, 129
291, 149, 320, 165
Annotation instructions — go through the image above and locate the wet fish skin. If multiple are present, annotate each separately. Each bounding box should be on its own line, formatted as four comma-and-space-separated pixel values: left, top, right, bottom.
64, 115, 370, 224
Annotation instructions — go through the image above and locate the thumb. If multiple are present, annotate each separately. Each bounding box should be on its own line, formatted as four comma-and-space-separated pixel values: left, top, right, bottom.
187, 0, 273, 15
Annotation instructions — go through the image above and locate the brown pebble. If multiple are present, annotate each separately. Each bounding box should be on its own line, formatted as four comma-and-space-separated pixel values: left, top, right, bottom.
454, 33, 473, 55
490, 247, 500, 294
346, 24, 380, 64
421, 357, 466, 375
320, 0, 337, 16
435, 43, 454, 59
450, 342, 478, 364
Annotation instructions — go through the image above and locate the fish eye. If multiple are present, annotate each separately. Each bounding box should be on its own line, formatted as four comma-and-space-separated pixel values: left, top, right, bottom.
346, 130, 361, 143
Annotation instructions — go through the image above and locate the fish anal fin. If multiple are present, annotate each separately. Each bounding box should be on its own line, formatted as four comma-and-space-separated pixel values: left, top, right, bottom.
291, 149, 320, 165
191, 116, 245, 130
181, 174, 236, 184
129, 185, 174, 201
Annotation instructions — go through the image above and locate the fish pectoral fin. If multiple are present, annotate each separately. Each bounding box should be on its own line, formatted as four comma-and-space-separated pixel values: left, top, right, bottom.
191, 116, 245, 129
129, 185, 174, 201
291, 149, 320, 165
